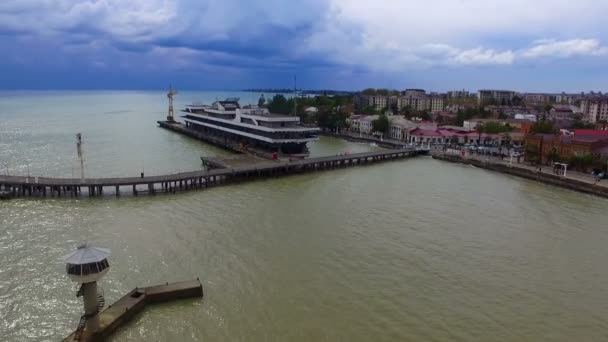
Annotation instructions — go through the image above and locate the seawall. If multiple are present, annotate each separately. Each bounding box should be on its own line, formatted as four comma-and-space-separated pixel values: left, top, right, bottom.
432, 154, 608, 199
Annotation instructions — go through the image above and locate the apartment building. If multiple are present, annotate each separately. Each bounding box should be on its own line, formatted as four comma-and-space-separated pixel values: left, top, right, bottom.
478, 89, 516, 105
580, 97, 608, 123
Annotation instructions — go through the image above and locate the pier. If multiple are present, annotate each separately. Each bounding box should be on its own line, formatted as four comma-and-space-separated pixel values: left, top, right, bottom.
0, 149, 427, 199
64, 279, 203, 341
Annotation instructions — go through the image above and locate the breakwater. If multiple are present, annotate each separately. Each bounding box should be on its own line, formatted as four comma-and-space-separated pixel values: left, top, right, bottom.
0, 149, 427, 199
432, 153, 608, 199
64, 280, 203, 342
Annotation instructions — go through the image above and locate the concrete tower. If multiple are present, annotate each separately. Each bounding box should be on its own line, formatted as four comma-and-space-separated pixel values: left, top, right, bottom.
63, 244, 111, 340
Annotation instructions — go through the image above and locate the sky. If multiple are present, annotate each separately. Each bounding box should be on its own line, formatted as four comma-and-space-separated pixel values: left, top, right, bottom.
1, 0, 608, 92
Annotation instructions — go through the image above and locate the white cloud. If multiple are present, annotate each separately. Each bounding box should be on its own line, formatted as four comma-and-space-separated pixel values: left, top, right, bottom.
450, 48, 515, 65
521, 39, 608, 58
301, 0, 608, 70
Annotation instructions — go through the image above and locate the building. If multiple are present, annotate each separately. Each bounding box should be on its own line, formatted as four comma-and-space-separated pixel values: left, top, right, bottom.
346, 114, 367, 132
524, 134, 608, 165
359, 115, 379, 134
404, 89, 426, 97
549, 105, 574, 121
429, 95, 445, 112
388, 116, 417, 140
580, 97, 608, 123
447, 90, 470, 98
478, 90, 516, 105
354, 95, 389, 111
523, 93, 550, 106
398, 95, 428, 112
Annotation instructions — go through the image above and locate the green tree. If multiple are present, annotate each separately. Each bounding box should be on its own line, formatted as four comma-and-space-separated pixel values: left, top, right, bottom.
390, 102, 398, 115
401, 105, 413, 118
530, 120, 556, 134
570, 114, 595, 129
361, 88, 377, 95
267, 94, 290, 114
372, 114, 390, 134
476, 122, 484, 144
258, 94, 266, 107
512, 95, 523, 106
546, 147, 560, 164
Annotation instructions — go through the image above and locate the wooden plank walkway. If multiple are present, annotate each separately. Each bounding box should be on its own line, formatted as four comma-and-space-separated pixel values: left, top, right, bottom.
0, 148, 428, 198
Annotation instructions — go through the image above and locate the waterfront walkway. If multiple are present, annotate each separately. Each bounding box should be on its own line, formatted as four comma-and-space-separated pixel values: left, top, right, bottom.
432, 151, 608, 198
433, 150, 608, 188
0, 148, 427, 198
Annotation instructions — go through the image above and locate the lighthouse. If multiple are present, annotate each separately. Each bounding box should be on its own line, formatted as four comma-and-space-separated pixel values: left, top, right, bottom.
63, 244, 110, 340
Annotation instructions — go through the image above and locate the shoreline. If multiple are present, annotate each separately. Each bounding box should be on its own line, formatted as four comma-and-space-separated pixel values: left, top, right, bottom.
432, 153, 608, 199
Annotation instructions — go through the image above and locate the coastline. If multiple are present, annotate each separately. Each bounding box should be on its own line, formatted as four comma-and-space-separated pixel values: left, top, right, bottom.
432, 153, 608, 199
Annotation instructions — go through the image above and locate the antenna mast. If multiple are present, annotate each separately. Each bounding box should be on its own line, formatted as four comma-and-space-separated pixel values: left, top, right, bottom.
167, 85, 177, 122
293, 75, 297, 117
76, 133, 85, 181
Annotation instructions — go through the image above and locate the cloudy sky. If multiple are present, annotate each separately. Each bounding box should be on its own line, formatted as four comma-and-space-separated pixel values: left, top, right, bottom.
1, 0, 608, 92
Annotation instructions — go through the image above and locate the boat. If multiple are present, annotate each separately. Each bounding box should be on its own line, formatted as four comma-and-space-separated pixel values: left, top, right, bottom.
182, 98, 320, 156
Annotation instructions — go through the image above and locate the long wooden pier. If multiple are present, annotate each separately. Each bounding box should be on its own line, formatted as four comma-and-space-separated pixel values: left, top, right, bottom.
0, 149, 427, 199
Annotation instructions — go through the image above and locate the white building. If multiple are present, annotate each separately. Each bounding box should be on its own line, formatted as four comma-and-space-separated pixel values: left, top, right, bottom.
581, 97, 608, 123
388, 116, 417, 140
429, 96, 445, 112
359, 115, 379, 134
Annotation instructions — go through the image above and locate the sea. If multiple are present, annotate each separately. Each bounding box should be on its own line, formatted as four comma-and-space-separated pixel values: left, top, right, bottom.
1, 91, 607, 341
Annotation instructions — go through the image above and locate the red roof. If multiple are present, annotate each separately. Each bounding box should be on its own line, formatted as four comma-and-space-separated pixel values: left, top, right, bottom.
410, 129, 443, 136
575, 129, 608, 137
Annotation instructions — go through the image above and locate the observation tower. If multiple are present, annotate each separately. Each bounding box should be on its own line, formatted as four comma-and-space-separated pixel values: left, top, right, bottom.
63, 244, 110, 340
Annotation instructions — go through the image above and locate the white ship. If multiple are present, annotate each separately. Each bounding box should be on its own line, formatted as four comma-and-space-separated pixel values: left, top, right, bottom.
182, 98, 320, 156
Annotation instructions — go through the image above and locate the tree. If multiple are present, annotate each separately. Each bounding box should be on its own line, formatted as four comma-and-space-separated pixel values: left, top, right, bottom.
361, 88, 377, 95
372, 114, 390, 134
401, 105, 413, 118
478, 122, 513, 134
476, 122, 484, 144
258, 94, 266, 107
570, 114, 595, 129
546, 147, 560, 164
512, 95, 523, 106
390, 102, 398, 115
267, 94, 290, 114
526, 144, 539, 163
497, 110, 508, 119
530, 120, 556, 134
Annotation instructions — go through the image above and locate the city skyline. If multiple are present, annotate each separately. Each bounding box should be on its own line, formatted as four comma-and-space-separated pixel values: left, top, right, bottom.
1, 0, 608, 91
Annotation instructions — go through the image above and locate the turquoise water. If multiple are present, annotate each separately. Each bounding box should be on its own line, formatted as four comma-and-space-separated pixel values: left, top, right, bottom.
1, 92, 608, 341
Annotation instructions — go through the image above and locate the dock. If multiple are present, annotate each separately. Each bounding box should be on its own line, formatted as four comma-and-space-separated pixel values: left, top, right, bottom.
64, 279, 203, 342
0, 148, 428, 199
159, 120, 276, 159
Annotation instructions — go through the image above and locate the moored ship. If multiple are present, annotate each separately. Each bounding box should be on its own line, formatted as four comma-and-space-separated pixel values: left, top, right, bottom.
182, 98, 320, 156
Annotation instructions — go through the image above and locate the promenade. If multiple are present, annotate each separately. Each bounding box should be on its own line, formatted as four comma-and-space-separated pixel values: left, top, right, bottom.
434, 149, 607, 188
432, 151, 608, 198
